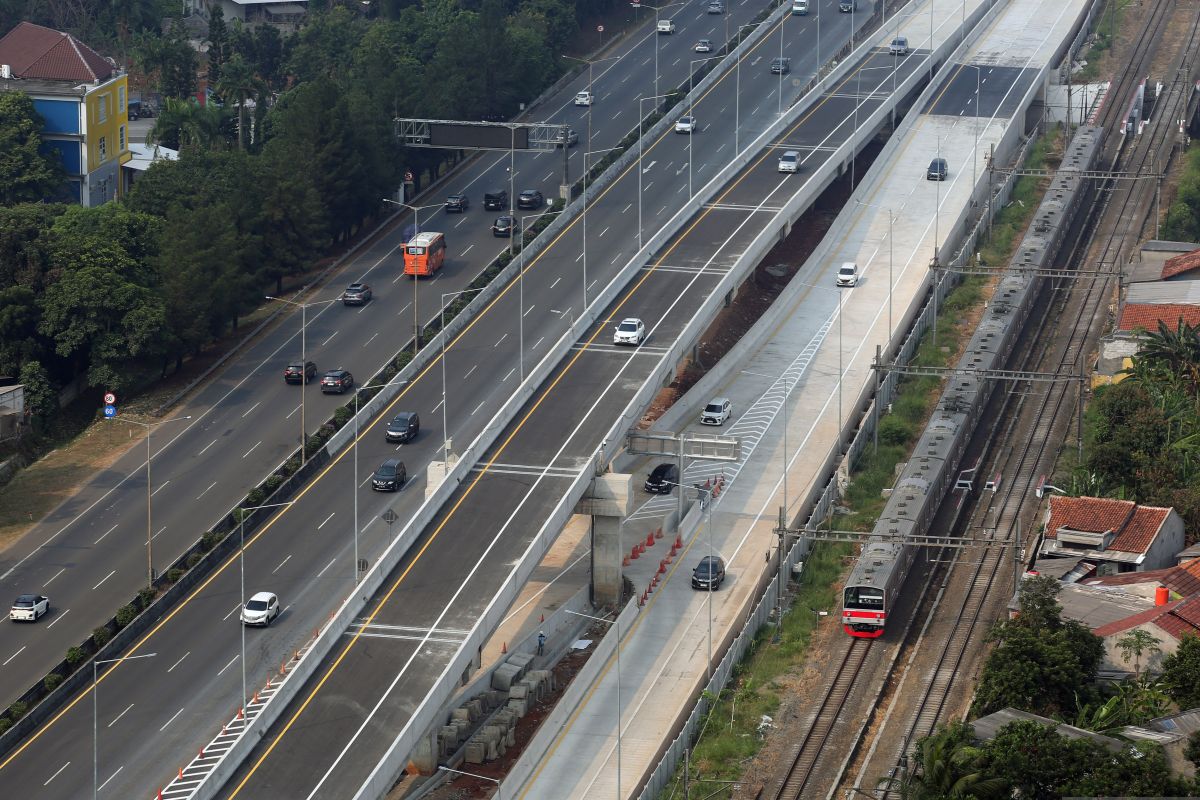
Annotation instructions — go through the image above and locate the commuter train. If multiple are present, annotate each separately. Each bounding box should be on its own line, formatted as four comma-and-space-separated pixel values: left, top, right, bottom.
842, 126, 1105, 637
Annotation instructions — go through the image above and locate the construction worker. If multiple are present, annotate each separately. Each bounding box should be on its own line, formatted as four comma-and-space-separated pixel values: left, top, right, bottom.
537, 631, 546, 656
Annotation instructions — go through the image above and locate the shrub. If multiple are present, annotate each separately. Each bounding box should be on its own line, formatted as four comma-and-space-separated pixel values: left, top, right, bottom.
333, 406, 352, 427
167, 568, 185, 583
877, 416, 913, 447
202, 531, 225, 551
283, 457, 301, 475
187, 552, 202, 568
264, 474, 284, 493
138, 586, 157, 606
0, 718, 11, 736
92, 626, 111, 647
44, 673, 62, 692
246, 488, 266, 506
66, 646, 84, 666
115, 604, 137, 628
9, 701, 28, 720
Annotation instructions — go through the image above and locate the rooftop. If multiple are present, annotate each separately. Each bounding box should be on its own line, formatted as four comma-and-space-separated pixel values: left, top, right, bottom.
1162, 247, 1200, 280
0, 21, 113, 82
1057, 581, 1154, 630
1045, 495, 1172, 555
1083, 558, 1200, 597
1117, 303, 1200, 333
970, 708, 1126, 753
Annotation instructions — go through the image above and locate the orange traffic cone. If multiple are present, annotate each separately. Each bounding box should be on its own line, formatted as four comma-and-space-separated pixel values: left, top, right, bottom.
645, 531, 655, 547
655, 527, 663, 540
501, 641, 507, 654
675, 533, 683, 549
630, 544, 639, 560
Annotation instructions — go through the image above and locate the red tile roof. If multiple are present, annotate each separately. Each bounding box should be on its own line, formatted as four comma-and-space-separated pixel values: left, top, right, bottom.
1118, 303, 1200, 332
1162, 248, 1200, 280
1154, 596, 1200, 640
1084, 559, 1200, 595
0, 21, 113, 82
1046, 496, 1172, 555
1094, 598, 1183, 637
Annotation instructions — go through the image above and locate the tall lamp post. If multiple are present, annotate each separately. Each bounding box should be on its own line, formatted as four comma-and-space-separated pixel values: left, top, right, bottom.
662, 480, 715, 684
520, 209, 567, 380
689, 56, 723, 199
850, 65, 893, 191
734, 22, 757, 156
381, 198, 444, 358
265, 295, 338, 464
237, 501, 293, 712
105, 415, 192, 589
440, 288, 486, 460
637, 94, 672, 251
855, 199, 897, 339
650, 2, 684, 103
566, 608, 624, 798
94, 652, 157, 799
351, 375, 409, 581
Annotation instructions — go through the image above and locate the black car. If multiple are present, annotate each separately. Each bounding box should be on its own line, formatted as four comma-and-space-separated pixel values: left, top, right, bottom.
342, 282, 372, 305
644, 463, 680, 494
517, 189, 544, 210
385, 411, 420, 443
492, 216, 519, 237
284, 361, 317, 384
691, 556, 726, 590
770, 57, 791, 75
927, 157, 948, 181
320, 368, 354, 394
444, 194, 469, 212
372, 458, 407, 491
484, 189, 508, 211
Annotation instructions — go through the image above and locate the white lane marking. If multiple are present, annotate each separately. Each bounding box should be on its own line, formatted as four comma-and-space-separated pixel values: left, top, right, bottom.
223, 603, 241, 621
432, 399, 444, 412
44, 567, 66, 586
318, 512, 336, 530
94, 525, 117, 545
471, 401, 486, 416
524, 305, 535, 317
550, 277, 561, 289
588, 280, 598, 291
364, 333, 378, 348
623, 203, 632, 214
317, 558, 337, 579
286, 404, 301, 420
455, 217, 467, 228
322, 331, 338, 347
461, 244, 474, 257
641, 57, 651, 66
543, 171, 553, 181
502, 368, 515, 382
197, 481, 217, 500
241, 401, 261, 418
672, 57, 680, 66
576, 252, 584, 263
198, 439, 217, 456
534, 336, 545, 350
360, 474, 373, 488
46, 609, 69, 629
107, 703, 134, 728
464, 365, 477, 380
612, 253, 623, 264
44, 762, 70, 786
92, 570, 115, 590
99, 766, 123, 791
392, 273, 404, 284
151, 480, 170, 497
272, 555, 292, 574
642, 160, 656, 173
152, 526, 167, 541
659, 205, 669, 215
159, 707, 185, 731
167, 651, 190, 673
494, 333, 508, 348
243, 441, 261, 458
4, 646, 26, 666
599, 226, 610, 238
645, 181, 654, 192
216, 654, 239, 677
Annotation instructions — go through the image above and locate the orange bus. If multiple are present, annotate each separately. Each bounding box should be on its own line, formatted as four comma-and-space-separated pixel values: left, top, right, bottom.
403, 232, 447, 276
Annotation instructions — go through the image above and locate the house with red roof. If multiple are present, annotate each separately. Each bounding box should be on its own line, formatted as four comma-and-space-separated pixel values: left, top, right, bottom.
0, 21, 130, 205
1160, 247, 1200, 281
1039, 495, 1186, 574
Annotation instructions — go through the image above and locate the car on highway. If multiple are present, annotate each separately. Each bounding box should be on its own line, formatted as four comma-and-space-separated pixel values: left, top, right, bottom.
385, 411, 421, 443
484, 189, 508, 210
320, 368, 355, 394
284, 361, 317, 384
644, 462, 679, 494
10, 594, 48, 622
444, 194, 470, 212
778, 150, 800, 173
839, 0, 857, 10
770, 57, 791, 74
372, 458, 407, 491
792, 0, 809, 14
694, 38, 713, 53
657, 19, 675, 33
574, 90, 594, 106
675, 115, 697, 134
517, 189, 545, 209
889, 36, 909, 55
240, 591, 280, 626
554, 128, 579, 148
613, 317, 646, 346
836, 262, 859, 287
492, 216, 519, 237
927, 157, 948, 181
342, 282, 372, 305
700, 397, 731, 425
707, 1, 724, 13
691, 556, 726, 590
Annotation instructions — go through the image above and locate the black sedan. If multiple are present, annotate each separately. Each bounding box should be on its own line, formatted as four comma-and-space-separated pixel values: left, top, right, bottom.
492, 216, 519, 237
517, 189, 545, 210
444, 194, 469, 212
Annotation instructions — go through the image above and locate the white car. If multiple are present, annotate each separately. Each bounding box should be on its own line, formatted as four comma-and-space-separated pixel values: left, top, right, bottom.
694, 39, 713, 53
10, 594, 49, 622
656, 19, 675, 34
836, 262, 859, 287
240, 591, 280, 626
613, 318, 646, 346
700, 397, 732, 425
777, 150, 800, 173
675, 115, 697, 134
574, 91, 594, 107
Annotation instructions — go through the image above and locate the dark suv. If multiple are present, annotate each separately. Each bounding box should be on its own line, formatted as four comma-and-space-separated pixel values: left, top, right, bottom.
492, 216, 519, 237
342, 282, 372, 305
444, 194, 469, 212
320, 369, 354, 394
927, 157, 948, 181
691, 556, 726, 590
385, 411, 420, 443
284, 361, 317, 384
517, 189, 544, 210
483, 189, 508, 211
372, 458, 407, 491
770, 57, 791, 74
644, 463, 680, 494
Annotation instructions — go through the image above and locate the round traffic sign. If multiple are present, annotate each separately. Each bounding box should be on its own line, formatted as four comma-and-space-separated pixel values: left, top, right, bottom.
404, 171, 414, 183
103, 392, 116, 405
597, 24, 605, 32
103, 405, 116, 418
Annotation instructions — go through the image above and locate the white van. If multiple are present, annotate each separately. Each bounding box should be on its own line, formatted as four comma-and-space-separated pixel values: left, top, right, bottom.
792, 0, 809, 14
657, 19, 675, 34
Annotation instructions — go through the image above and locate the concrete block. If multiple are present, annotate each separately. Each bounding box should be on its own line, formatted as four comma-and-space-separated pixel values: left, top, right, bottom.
507, 697, 528, 716
491, 663, 522, 691
507, 652, 534, 672
464, 739, 487, 764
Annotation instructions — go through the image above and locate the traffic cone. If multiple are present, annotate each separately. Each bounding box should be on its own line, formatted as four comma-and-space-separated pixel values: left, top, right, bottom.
237, 706, 244, 720
199, 745, 205, 758
501, 641, 507, 654
539, 613, 544, 623
658, 559, 666, 575
630, 544, 639, 560
252, 691, 259, 704
675, 533, 683, 549
704, 478, 711, 489
179, 767, 184, 780
623, 554, 630, 566
655, 527, 663, 540
645, 531, 655, 548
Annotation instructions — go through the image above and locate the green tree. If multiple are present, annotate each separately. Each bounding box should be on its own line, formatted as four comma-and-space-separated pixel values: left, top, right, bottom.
1185, 729, 1200, 770
17, 360, 56, 431
133, 23, 198, 100
877, 722, 1008, 800
1063, 740, 1189, 797
979, 721, 1093, 800
1116, 628, 1163, 677
206, 5, 231, 86
149, 97, 231, 151
1160, 634, 1200, 710
254, 152, 325, 293
0, 92, 64, 205
214, 54, 267, 151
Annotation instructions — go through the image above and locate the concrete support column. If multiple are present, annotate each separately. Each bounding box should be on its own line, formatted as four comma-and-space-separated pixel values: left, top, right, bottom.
576, 473, 633, 607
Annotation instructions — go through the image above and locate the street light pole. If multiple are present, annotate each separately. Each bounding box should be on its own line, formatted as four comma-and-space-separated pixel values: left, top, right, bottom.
353, 376, 407, 582
238, 501, 293, 710
382, 198, 443, 358
638, 94, 671, 251
94, 652, 157, 799
440, 288, 485, 460
520, 209, 564, 380
265, 295, 338, 462
567, 609, 623, 797
734, 23, 755, 156
689, 56, 721, 199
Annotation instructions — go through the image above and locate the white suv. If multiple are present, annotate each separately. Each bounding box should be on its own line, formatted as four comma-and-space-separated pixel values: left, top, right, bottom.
700, 397, 731, 425
657, 19, 675, 34
836, 262, 859, 287
613, 318, 646, 346
10, 594, 48, 622
240, 591, 280, 626
574, 91, 594, 107
675, 115, 697, 134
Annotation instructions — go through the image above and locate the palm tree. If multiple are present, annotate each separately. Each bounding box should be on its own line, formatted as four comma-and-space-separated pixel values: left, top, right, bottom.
877, 726, 1008, 800
1133, 320, 1200, 400
1116, 628, 1163, 677
214, 54, 267, 151
149, 98, 230, 151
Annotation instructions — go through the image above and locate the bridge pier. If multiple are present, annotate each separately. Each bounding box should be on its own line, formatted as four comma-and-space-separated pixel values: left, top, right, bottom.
576, 473, 633, 607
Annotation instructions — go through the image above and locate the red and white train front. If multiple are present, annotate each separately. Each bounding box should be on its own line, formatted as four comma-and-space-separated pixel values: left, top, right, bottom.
842, 584, 886, 637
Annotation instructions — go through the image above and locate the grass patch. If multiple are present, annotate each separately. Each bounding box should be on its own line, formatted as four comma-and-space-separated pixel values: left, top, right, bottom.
1073, 0, 1129, 83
